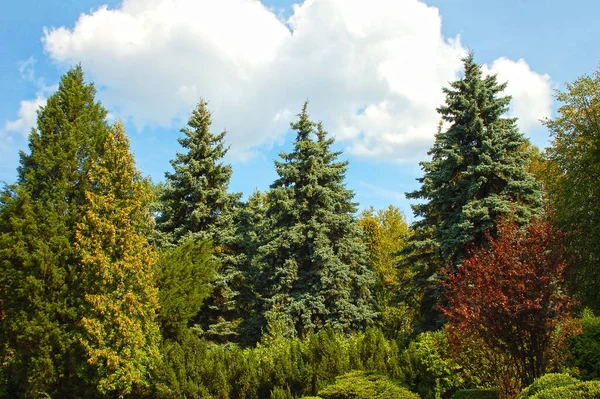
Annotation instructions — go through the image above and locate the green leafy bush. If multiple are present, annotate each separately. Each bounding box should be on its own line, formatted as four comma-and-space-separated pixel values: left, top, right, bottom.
515, 373, 580, 399
401, 331, 465, 399
530, 381, 600, 399
451, 389, 498, 399
317, 371, 419, 399
153, 327, 403, 398
569, 309, 600, 380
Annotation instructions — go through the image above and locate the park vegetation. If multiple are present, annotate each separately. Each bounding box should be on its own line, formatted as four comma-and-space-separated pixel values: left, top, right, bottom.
1, 53, 600, 398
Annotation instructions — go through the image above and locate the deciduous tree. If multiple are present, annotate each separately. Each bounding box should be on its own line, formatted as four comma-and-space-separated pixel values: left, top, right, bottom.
441, 216, 577, 395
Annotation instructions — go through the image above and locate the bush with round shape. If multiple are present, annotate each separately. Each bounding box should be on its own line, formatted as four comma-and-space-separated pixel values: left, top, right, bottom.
515, 373, 580, 399
530, 381, 600, 399
317, 371, 419, 399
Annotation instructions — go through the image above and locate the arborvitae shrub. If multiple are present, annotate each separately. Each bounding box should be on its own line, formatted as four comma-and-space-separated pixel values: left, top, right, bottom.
153, 327, 402, 398
348, 327, 402, 378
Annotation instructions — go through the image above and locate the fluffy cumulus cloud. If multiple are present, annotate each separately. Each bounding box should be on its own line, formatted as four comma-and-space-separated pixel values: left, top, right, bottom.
4, 96, 46, 136
41, 0, 552, 162
484, 57, 553, 131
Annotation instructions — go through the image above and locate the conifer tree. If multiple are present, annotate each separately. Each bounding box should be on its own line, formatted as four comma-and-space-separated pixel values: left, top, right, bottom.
259, 102, 376, 337
232, 189, 269, 344
404, 54, 543, 326
0, 66, 109, 397
74, 122, 162, 397
157, 100, 242, 342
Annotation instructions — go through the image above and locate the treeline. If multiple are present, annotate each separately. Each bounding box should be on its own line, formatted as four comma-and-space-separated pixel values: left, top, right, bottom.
1, 53, 599, 398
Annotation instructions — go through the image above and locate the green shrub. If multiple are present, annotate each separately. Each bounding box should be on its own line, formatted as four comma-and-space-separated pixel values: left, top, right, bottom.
451, 389, 498, 399
153, 327, 405, 398
569, 309, 600, 380
317, 371, 419, 399
401, 331, 465, 399
530, 381, 600, 399
515, 373, 580, 399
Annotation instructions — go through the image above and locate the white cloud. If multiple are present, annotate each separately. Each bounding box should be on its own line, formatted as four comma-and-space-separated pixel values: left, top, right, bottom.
4, 96, 46, 137
41, 0, 552, 161
484, 57, 553, 132
3, 57, 56, 139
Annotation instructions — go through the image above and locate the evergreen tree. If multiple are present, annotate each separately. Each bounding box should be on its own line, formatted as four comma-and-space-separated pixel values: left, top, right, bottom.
404, 54, 543, 326
156, 239, 218, 341
0, 66, 110, 397
232, 189, 269, 344
74, 121, 162, 397
157, 100, 242, 342
259, 102, 376, 337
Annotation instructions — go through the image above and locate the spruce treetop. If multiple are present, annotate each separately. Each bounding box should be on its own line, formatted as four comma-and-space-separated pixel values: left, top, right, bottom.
407, 53, 543, 266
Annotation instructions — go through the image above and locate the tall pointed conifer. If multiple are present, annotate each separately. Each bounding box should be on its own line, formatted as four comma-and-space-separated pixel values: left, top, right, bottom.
404, 54, 543, 326
0, 66, 110, 397
259, 102, 376, 336
157, 101, 242, 342
75, 122, 161, 397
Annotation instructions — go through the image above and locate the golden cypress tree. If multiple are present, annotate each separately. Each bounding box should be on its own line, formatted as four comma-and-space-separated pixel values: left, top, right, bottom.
75, 121, 161, 396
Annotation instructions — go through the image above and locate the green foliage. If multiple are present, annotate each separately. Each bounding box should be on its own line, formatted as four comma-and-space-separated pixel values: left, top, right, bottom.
232, 189, 269, 345
357, 206, 416, 339
0, 65, 110, 397
543, 67, 600, 311
156, 239, 218, 341
157, 100, 243, 342
568, 309, 600, 380
153, 327, 402, 399
401, 331, 465, 399
515, 373, 580, 399
529, 381, 600, 399
75, 121, 162, 397
317, 371, 419, 399
404, 54, 543, 327
259, 101, 376, 337
451, 389, 498, 399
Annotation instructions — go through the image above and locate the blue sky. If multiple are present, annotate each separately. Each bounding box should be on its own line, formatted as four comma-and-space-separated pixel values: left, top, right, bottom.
2, 0, 599, 220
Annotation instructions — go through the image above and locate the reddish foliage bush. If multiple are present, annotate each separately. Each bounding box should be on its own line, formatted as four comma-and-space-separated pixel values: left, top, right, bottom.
440, 216, 579, 397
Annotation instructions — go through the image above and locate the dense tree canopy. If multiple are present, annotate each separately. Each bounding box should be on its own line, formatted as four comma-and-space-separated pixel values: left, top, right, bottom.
543, 67, 600, 311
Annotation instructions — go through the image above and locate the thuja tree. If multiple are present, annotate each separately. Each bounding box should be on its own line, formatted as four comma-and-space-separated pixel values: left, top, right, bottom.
157, 100, 242, 342
75, 122, 161, 397
404, 54, 543, 326
0, 66, 109, 397
258, 102, 377, 337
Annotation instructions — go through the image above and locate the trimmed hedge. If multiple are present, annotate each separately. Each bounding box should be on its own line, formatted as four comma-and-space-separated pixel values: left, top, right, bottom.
317, 371, 419, 399
515, 373, 580, 399
451, 389, 499, 399
530, 381, 600, 399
